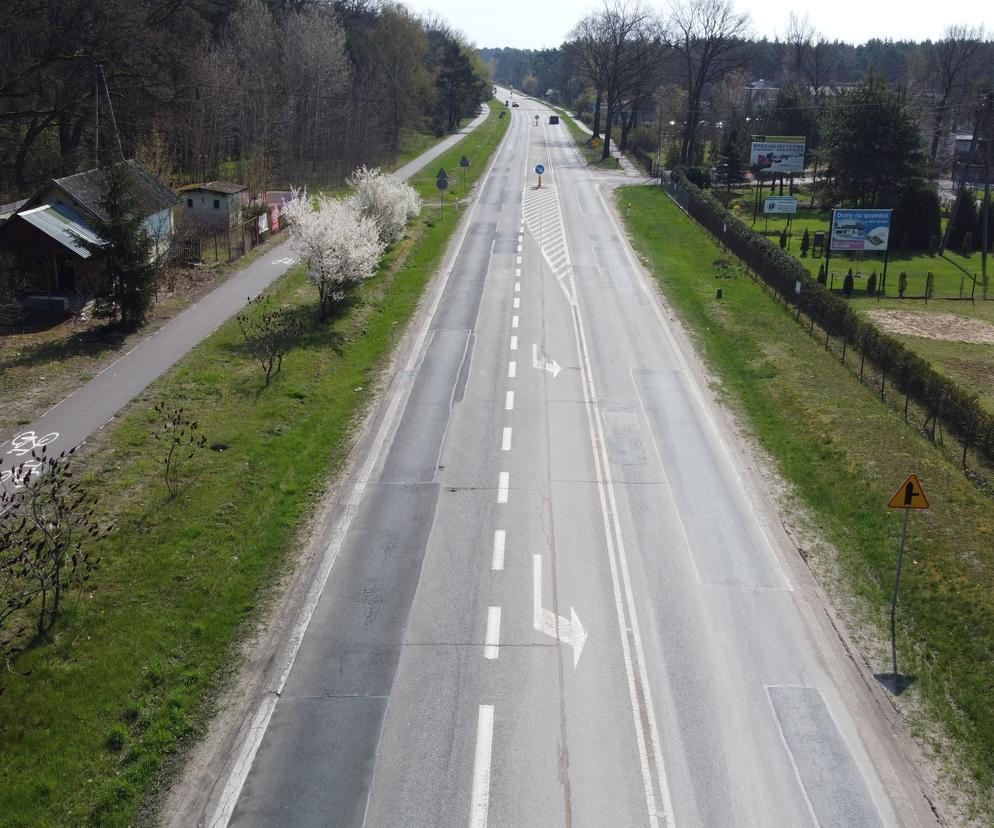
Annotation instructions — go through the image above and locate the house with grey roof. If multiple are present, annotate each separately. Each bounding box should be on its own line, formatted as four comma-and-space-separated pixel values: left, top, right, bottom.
0, 159, 178, 312
178, 180, 249, 230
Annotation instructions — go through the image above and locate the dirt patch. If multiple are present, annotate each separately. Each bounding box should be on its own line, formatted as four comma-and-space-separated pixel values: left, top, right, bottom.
867, 310, 994, 344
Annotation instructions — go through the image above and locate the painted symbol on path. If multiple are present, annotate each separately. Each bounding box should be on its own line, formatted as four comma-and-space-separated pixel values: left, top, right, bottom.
533, 554, 587, 667
6, 430, 59, 457
272, 257, 297, 266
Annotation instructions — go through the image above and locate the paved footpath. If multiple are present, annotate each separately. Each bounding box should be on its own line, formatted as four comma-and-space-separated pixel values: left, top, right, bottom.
0, 105, 490, 486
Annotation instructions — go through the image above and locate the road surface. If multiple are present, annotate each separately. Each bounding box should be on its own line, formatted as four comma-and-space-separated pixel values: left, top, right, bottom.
187, 94, 938, 827
0, 105, 490, 488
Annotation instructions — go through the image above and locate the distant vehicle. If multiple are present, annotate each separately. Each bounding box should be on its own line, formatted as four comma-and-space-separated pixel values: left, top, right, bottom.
512, 102, 519, 108
549, 115, 560, 124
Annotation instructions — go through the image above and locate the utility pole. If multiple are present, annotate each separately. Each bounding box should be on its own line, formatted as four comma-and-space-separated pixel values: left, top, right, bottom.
982, 90, 992, 293
95, 67, 100, 168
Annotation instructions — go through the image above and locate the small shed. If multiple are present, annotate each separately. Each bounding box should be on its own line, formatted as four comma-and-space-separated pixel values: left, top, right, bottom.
179, 181, 249, 230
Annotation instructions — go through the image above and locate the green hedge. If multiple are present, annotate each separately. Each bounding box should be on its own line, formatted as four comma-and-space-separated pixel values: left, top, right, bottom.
667, 169, 994, 462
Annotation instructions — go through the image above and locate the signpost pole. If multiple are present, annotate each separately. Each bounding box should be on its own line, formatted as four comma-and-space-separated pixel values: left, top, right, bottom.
825, 209, 834, 282
890, 507, 910, 677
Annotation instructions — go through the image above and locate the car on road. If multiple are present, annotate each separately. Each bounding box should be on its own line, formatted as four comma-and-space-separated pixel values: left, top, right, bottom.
511, 102, 519, 108
549, 115, 559, 124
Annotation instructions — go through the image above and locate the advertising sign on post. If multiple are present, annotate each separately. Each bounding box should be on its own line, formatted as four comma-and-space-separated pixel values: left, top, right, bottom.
763, 196, 797, 214
830, 209, 892, 251
749, 136, 806, 174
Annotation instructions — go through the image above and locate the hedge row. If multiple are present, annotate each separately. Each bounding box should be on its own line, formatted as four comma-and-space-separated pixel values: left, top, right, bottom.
666, 169, 994, 463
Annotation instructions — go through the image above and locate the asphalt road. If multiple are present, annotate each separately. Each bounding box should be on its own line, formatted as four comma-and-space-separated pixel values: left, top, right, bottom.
0, 105, 489, 488
203, 92, 940, 827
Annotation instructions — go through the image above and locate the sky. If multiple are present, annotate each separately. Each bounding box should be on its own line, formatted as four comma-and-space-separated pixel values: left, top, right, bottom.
401, 0, 994, 51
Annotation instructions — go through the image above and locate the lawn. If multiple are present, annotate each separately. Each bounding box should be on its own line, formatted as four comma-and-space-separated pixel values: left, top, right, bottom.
716, 186, 994, 415
0, 99, 508, 827
619, 185, 994, 820
548, 102, 622, 169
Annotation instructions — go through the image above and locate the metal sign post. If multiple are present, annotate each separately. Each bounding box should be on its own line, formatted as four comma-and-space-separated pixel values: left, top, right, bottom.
436, 168, 448, 217
458, 155, 470, 205
886, 474, 929, 679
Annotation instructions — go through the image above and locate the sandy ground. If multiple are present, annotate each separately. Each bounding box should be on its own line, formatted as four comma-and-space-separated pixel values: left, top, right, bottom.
867, 309, 994, 344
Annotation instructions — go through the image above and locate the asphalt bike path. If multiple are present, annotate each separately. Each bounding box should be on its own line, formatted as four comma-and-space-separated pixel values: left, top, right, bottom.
0, 105, 490, 487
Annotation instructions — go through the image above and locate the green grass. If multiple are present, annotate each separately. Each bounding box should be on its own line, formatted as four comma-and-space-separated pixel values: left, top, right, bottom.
717, 187, 994, 415
0, 100, 507, 828
619, 185, 994, 817
548, 103, 621, 169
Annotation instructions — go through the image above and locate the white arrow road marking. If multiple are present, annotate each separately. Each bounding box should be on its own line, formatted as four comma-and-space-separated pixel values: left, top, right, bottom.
532, 554, 587, 668
531, 343, 561, 378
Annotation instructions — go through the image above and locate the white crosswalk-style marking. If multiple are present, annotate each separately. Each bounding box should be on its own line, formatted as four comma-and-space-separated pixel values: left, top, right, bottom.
521, 184, 575, 305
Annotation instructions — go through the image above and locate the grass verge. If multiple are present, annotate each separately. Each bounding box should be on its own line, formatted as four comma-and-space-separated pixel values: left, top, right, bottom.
619, 184, 994, 819
548, 103, 621, 169
0, 100, 507, 827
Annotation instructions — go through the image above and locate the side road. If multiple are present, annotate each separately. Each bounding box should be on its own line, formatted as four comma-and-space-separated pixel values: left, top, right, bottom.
0, 105, 490, 480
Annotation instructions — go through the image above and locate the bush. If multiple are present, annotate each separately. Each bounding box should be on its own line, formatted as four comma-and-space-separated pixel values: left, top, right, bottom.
866, 271, 877, 295
892, 181, 941, 250
898, 271, 908, 298
843, 268, 854, 296
346, 166, 422, 245
800, 228, 810, 257
962, 232, 973, 257
817, 263, 827, 285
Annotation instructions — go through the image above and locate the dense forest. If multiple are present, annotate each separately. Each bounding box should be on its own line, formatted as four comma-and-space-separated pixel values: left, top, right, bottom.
0, 0, 492, 201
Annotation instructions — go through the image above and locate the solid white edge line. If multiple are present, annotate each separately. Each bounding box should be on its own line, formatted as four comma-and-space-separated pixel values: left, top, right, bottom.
501, 427, 512, 451
492, 529, 506, 571
497, 471, 509, 503
484, 607, 502, 659
209, 103, 509, 828
505, 390, 515, 411
538, 119, 674, 826
469, 704, 495, 827
507, 361, 516, 378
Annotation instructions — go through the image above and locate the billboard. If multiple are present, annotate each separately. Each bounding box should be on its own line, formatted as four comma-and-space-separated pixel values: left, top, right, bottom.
750, 136, 806, 174
830, 209, 892, 251
763, 196, 797, 214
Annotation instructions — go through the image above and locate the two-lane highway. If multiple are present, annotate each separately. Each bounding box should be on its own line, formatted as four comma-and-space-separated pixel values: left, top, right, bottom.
203, 91, 939, 827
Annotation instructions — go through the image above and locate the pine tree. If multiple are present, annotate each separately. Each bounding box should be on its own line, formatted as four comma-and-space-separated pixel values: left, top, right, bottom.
84, 163, 157, 328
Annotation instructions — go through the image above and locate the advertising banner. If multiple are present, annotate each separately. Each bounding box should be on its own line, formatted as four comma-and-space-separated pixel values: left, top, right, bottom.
763, 196, 798, 214
749, 136, 806, 174
830, 209, 892, 251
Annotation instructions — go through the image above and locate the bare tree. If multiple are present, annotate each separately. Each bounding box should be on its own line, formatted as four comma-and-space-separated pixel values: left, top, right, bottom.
671, 0, 750, 166
926, 25, 987, 163
567, 14, 611, 138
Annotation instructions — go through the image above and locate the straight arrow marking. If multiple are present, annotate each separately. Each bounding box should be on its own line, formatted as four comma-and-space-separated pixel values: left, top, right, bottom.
532, 553, 587, 668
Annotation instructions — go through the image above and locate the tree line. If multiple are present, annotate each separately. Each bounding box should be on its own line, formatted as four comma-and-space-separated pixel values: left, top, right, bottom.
0, 0, 492, 200
479, 2, 993, 174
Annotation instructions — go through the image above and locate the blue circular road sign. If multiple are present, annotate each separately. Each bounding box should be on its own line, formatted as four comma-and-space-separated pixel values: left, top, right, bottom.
535, 164, 545, 175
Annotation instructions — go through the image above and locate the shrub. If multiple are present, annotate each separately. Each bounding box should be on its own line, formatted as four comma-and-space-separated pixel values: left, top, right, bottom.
898, 271, 908, 298
817, 263, 827, 285
843, 268, 854, 296
346, 166, 422, 245
800, 228, 810, 257
962, 232, 973, 257
866, 271, 877, 295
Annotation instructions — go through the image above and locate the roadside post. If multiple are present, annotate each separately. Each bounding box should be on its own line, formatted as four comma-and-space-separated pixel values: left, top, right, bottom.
459, 155, 471, 206
535, 163, 544, 189
886, 473, 929, 680
436, 168, 448, 217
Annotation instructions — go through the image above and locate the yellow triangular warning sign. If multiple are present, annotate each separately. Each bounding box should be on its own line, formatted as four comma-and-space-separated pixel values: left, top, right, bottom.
887, 474, 929, 509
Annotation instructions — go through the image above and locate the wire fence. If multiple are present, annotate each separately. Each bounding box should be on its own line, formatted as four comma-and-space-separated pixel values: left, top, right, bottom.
661, 171, 994, 494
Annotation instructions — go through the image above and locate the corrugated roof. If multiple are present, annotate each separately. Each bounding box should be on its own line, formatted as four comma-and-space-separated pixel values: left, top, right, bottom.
53, 159, 179, 222
199, 180, 247, 195
16, 203, 102, 258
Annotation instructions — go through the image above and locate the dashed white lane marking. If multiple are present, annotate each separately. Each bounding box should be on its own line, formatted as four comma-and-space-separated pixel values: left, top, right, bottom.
512, 315, 519, 328
514, 282, 520, 292
497, 472, 509, 503
515, 267, 521, 278
508, 361, 516, 378
469, 704, 495, 827
505, 390, 515, 411
513, 297, 520, 309
484, 607, 502, 659
492, 529, 506, 570
517, 244, 522, 253
502, 427, 512, 451
510, 336, 518, 350
516, 256, 521, 264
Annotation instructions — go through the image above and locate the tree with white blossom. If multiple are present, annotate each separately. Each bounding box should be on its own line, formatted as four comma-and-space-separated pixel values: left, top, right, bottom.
282, 190, 385, 320
346, 166, 422, 245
